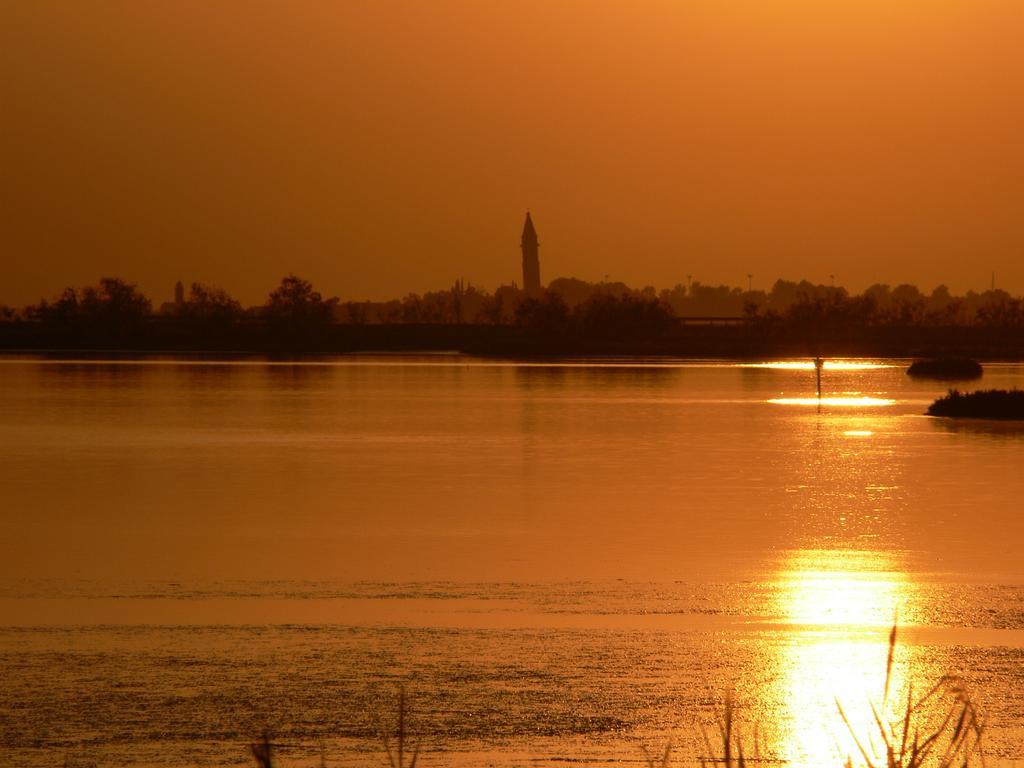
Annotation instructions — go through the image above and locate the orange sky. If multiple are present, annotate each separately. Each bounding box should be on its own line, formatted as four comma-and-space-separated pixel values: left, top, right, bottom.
1, 0, 1021, 306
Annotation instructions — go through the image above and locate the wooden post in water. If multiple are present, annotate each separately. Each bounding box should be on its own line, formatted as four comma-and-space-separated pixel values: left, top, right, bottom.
814, 356, 824, 398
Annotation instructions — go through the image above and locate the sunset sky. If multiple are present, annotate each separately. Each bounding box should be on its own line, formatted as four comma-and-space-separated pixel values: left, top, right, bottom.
2, 0, 1021, 306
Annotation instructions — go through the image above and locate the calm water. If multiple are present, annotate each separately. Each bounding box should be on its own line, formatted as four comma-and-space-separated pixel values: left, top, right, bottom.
2, 356, 1024, 767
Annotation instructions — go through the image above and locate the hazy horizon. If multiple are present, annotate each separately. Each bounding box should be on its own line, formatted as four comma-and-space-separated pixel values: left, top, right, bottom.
3, 1, 1022, 306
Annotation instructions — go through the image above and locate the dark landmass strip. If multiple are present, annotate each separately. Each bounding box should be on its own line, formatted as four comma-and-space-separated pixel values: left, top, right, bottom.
4, 275, 1024, 358
3, 319, 1024, 359
927, 389, 1024, 420
907, 358, 984, 380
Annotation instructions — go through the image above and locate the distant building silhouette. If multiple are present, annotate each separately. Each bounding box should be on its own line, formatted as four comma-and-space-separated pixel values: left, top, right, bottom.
521, 212, 542, 297
160, 280, 186, 315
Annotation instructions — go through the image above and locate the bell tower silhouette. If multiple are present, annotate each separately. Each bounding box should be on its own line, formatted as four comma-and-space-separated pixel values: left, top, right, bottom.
520, 212, 541, 297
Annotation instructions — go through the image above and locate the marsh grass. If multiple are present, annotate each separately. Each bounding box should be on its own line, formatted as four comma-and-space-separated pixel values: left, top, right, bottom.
695, 624, 985, 768
250, 732, 274, 768
835, 624, 984, 768
698, 693, 762, 768
836, 675, 984, 768
642, 740, 674, 768
376, 688, 420, 768
250, 627, 984, 768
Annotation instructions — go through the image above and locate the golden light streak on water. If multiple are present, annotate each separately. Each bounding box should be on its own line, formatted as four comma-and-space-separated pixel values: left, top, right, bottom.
775, 550, 909, 768
768, 396, 896, 407
739, 362, 892, 371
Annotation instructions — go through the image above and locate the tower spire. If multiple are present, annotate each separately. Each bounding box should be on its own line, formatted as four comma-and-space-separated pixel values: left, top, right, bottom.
520, 212, 541, 297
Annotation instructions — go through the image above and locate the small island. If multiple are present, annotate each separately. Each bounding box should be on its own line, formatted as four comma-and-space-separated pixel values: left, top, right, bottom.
927, 389, 1024, 420
908, 358, 983, 380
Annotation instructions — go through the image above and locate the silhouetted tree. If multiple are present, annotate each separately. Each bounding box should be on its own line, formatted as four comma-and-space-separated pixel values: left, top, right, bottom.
494, 285, 522, 322
28, 288, 80, 325
888, 284, 926, 325
392, 283, 487, 324
181, 283, 243, 324
264, 274, 338, 326
400, 294, 424, 322
30, 278, 151, 329
548, 277, 597, 308
976, 291, 1024, 327
515, 291, 569, 332
452, 288, 463, 324
657, 284, 689, 315
477, 292, 505, 324
416, 291, 450, 323
377, 300, 403, 323
573, 293, 675, 339
80, 278, 152, 325
341, 301, 370, 324
685, 282, 745, 315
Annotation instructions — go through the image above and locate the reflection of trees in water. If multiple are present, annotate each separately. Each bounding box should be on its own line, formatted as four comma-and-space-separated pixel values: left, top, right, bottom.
261, 362, 334, 389
27, 360, 150, 393
512, 365, 569, 394
931, 415, 1024, 441
512, 364, 679, 394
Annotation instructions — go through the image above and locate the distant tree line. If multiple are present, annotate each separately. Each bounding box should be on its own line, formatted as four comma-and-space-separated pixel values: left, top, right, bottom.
4, 275, 1024, 336
13, 275, 336, 331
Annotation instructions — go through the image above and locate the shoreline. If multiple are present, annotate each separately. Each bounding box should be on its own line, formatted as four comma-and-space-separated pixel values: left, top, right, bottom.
5, 350, 1024, 366
3, 319, 1024, 359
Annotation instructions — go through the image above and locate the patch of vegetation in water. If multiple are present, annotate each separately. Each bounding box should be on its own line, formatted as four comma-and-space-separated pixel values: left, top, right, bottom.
907, 358, 983, 380
928, 388, 1024, 419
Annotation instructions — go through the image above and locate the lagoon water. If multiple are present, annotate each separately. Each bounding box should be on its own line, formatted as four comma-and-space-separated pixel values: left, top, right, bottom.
2, 356, 1024, 767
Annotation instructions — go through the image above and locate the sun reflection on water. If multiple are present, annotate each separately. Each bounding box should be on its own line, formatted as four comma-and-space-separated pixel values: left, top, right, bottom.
775, 549, 910, 767
768, 396, 896, 407
739, 361, 892, 371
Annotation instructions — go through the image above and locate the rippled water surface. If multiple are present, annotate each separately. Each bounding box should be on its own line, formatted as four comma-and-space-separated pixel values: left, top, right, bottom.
2, 356, 1024, 767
